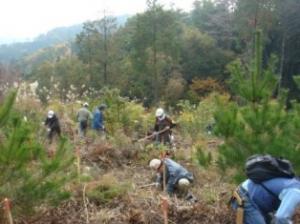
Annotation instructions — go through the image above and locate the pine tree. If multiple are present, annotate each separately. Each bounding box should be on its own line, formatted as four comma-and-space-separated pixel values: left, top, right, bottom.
214, 30, 300, 182
0, 90, 75, 219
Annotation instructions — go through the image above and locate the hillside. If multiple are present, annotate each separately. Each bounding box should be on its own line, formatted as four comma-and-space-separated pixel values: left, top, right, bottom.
1, 1, 300, 223
2, 82, 300, 224
0, 15, 129, 62
0, 24, 82, 62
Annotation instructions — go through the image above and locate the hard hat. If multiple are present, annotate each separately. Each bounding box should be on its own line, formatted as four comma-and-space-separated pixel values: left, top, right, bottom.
83, 102, 89, 107
48, 110, 54, 118
178, 178, 190, 187
155, 108, 165, 120
149, 159, 162, 170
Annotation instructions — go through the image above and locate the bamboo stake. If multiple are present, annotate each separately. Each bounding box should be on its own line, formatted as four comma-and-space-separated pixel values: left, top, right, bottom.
160, 152, 166, 193
160, 196, 169, 224
83, 184, 89, 224
3, 198, 13, 224
163, 161, 166, 193
76, 147, 81, 179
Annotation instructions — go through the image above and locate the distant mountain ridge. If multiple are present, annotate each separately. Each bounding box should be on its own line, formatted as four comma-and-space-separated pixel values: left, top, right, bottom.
0, 24, 83, 62
0, 15, 129, 62
0, 37, 33, 45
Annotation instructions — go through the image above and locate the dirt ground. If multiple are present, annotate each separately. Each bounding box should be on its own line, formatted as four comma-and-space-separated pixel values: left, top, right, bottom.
13, 134, 300, 224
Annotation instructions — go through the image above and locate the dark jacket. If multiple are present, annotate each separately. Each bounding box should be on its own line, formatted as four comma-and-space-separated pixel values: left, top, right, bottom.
154, 116, 176, 143
156, 158, 194, 194
45, 115, 61, 134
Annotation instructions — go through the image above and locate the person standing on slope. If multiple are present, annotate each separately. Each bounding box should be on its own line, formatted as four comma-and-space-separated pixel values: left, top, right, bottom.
77, 102, 93, 138
44, 110, 61, 143
153, 108, 176, 146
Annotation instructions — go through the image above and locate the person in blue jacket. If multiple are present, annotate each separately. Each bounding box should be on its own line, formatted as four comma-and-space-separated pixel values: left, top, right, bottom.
92, 104, 106, 133
149, 158, 194, 196
232, 177, 300, 224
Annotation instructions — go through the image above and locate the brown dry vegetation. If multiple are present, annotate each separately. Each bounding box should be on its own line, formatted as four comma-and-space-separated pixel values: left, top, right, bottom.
12, 134, 237, 224
11, 132, 300, 224
12, 134, 236, 224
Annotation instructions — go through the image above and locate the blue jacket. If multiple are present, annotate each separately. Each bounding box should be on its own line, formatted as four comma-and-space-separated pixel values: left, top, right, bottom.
244, 178, 300, 215
157, 158, 193, 194
92, 108, 104, 130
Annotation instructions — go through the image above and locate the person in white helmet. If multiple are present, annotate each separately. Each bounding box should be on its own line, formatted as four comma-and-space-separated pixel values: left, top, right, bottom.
44, 110, 61, 143
153, 108, 176, 145
149, 158, 194, 197
77, 102, 93, 138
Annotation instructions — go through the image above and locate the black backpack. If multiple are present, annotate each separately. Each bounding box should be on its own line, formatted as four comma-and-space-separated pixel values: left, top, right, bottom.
245, 154, 295, 184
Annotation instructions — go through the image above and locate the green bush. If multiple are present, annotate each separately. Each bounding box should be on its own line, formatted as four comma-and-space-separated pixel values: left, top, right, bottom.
0, 90, 75, 217
195, 145, 212, 168
86, 175, 130, 204
91, 88, 153, 137
177, 93, 228, 142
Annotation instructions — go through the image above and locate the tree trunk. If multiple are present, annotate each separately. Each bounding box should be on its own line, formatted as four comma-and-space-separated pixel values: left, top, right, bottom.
278, 33, 285, 91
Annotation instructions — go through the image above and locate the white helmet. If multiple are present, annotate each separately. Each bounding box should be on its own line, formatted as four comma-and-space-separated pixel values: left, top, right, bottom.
178, 178, 190, 188
83, 102, 89, 107
47, 110, 54, 118
149, 159, 162, 170
155, 108, 165, 120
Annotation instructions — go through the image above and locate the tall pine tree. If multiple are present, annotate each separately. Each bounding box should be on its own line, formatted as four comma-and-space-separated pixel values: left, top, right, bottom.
214, 31, 300, 181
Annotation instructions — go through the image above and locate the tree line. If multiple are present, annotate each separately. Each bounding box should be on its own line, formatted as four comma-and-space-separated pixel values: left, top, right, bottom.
9, 0, 300, 106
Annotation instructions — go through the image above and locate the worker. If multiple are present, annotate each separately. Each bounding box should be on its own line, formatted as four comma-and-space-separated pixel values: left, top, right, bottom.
44, 110, 61, 143
149, 158, 194, 198
92, 104, 106, 134
231, 177, 300, 224
77, 102, 93, 138
153, 108, 176, 145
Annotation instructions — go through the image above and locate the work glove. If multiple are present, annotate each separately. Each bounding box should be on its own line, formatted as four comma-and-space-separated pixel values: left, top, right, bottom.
153, 131, 158, 136
47, 128, 51, 132
170, 134, 174, 142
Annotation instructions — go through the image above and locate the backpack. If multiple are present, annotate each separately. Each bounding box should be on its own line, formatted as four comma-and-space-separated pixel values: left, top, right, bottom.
245, 154, 295, 184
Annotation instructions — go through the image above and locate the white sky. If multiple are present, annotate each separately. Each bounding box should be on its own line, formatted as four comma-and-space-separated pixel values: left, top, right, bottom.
0, 0, 195, 40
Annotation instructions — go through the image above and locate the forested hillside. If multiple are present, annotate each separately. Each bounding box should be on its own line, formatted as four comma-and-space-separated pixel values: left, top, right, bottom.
0, 15, 129, 63
2, 0, 299, 106
0, 24, 82, 62
1, 0, 300, 223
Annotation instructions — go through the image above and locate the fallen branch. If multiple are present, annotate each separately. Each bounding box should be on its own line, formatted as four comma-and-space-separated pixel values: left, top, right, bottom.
138, 183, 157, 189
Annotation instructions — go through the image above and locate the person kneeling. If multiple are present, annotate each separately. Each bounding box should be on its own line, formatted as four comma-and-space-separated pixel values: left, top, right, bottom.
149, 158, 195, 201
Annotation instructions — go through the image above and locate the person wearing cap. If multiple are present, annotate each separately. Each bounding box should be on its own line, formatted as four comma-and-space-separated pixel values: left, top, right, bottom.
77, 102, 93, 138
153, 108, 176, 145
149, 158, 194, 197
92, 104, 106, 134
44, 110, 61, 143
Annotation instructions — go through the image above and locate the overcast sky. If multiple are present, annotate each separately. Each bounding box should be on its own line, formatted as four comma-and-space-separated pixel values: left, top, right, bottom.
0, 0, 195, 40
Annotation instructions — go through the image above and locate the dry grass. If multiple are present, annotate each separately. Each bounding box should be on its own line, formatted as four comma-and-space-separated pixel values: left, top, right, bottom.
15, 126, 236, 224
